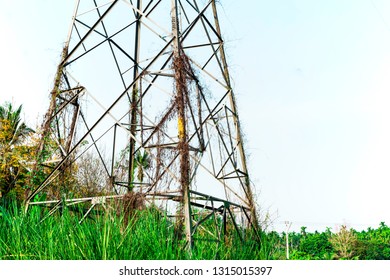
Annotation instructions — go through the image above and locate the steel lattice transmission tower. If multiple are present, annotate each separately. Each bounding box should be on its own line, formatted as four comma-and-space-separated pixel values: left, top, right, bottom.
26, 0, 260, 245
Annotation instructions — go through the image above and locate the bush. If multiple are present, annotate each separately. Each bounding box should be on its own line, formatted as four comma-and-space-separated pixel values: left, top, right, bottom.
329, 225, 358, 259
299, 232, 333, 259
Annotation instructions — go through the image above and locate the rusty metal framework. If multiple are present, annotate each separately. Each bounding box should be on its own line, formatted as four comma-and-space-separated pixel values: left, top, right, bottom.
25, 0, 259, 246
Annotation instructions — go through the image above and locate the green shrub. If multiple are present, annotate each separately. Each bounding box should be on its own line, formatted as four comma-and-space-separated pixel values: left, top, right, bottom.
299, 232, 333, 258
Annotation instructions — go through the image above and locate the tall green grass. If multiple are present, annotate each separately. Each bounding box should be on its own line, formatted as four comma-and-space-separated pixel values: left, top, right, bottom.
0, 201, 270, 260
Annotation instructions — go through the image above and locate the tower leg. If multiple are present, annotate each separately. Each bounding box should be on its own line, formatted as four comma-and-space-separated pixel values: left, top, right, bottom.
171, 0, 193, 249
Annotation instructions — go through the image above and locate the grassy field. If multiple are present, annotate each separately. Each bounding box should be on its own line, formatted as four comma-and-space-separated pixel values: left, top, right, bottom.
2, 200, 389, 260
0, 202, 268, 260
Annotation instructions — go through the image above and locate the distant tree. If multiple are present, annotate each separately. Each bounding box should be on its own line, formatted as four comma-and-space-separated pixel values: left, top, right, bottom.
113, 148, 151, 193
300, 226, 307, 237
299, 231, 333, 258
74, 150, 111, 197
329, 225, 358, 259
0, 102, 34, 199
134, 150, 150, 184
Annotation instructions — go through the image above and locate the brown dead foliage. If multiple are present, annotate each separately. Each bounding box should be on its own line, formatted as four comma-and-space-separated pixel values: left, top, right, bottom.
115, 191, 146, 227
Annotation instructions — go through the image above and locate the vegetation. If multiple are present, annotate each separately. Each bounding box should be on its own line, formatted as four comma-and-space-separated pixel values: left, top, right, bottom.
269, 223, 390, 260
0, 201, 266, 260
1, 198, 389, 260
0, 102, 34, 199
1, 101, 389, 260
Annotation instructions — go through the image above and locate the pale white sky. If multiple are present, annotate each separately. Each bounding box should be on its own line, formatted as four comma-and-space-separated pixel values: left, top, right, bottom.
2, 0, 390, 232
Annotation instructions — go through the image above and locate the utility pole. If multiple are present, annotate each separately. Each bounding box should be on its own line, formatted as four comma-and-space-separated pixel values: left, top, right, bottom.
285, 221, 292, 259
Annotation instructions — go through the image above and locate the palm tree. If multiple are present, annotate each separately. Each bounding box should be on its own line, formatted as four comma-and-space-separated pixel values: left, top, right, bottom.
134, 150, 150, 184
0, 102, 34, 146
0, 102, 34, 197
